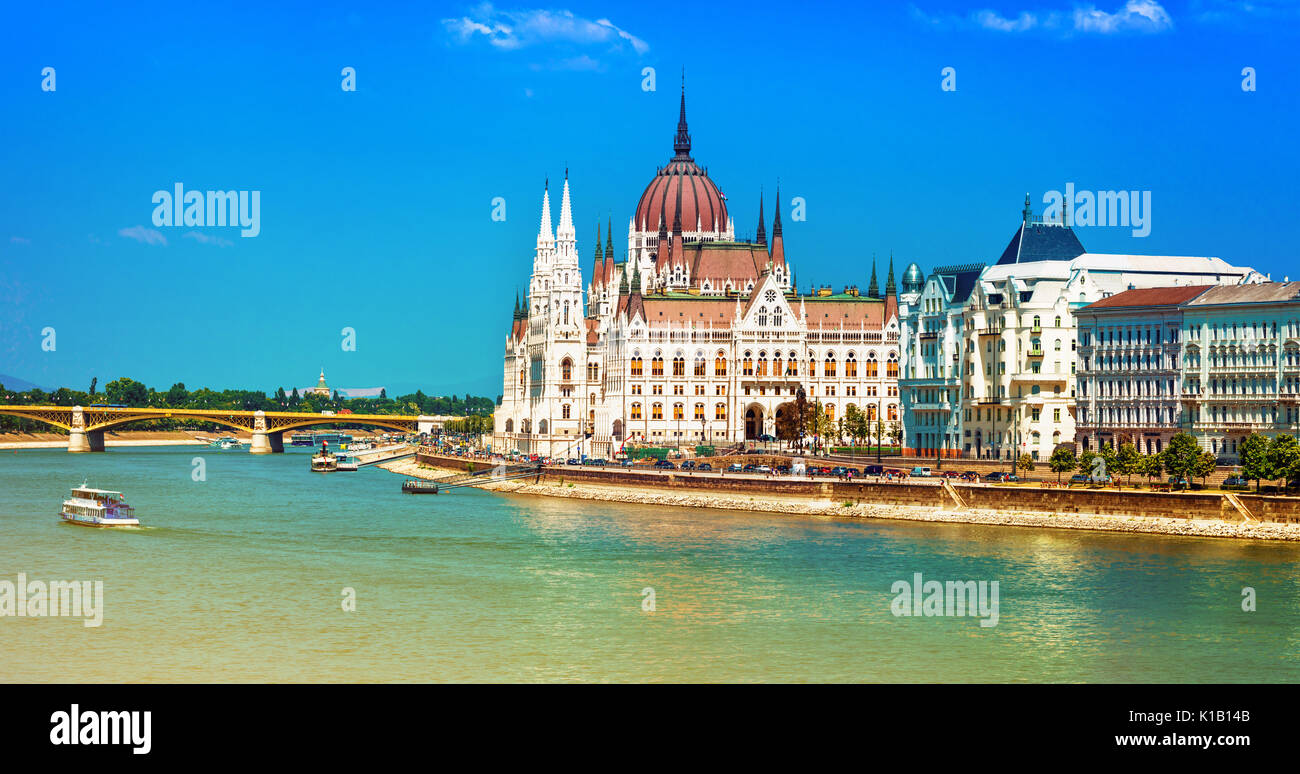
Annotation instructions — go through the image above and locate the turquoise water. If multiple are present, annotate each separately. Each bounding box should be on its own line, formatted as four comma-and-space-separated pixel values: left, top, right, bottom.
2, 446, 1298, 682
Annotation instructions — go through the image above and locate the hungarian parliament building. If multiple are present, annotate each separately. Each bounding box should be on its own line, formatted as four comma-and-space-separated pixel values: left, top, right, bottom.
493, 90, 910, 458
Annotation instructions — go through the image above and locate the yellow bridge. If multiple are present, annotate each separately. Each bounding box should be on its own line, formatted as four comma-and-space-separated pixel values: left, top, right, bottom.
0, 405, 426, 453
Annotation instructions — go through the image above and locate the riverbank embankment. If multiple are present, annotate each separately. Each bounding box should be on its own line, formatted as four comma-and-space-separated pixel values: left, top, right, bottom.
380, 453, 1300, 542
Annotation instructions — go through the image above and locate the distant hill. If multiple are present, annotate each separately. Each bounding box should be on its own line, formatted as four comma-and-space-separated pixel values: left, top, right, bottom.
0, 373, 47, 392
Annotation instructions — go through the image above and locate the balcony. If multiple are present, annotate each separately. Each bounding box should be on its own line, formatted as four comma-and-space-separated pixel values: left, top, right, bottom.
978, 397, 1004, 405
919, 331, 939, 340
1027, 348, 1044, 357
979, 327, 1002, 337
1013, 371, 1067, 383
1031, 325, 1042, 334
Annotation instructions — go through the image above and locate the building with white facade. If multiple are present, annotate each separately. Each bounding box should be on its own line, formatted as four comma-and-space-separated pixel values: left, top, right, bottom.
899, 197, 1262, 462
494, 90, 905, 458
1076, 282, 1300, 462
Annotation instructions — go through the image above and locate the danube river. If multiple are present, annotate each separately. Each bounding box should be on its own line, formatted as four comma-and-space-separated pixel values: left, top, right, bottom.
2, 446, 1298, 682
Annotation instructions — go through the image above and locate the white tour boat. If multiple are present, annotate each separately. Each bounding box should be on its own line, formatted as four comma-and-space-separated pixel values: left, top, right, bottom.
61, 485, 139, 527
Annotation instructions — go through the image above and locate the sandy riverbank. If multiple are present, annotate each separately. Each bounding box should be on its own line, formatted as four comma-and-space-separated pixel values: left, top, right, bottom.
378, 458, 1300, 542
0, 430, 213, 450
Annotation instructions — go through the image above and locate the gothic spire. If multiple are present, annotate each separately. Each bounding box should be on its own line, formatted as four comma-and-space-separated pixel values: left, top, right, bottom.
755, 189, 766, 246
673, 74, 691, 159
867, 256, 879, 298
885, 252, 897, 296
556, 169, 574, 241
772, 187, 783, 238
605, 216, 614, 260
537, 180, 553, 247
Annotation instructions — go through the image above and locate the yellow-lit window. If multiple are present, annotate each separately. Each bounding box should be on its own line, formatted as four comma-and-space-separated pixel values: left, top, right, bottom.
673, 403, 684, 420
631, 357, 643, 376
715, 403, 727, 420
694, 403, 705, 420
652, 403, 663, 420
652, 357, 664, 376
673, 357, 685, 377
715, 355, 727, 376
631, 402, 642, 419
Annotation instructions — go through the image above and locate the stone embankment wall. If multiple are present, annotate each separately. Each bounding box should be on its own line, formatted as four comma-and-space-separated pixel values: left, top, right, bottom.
413, 453, 1300, 524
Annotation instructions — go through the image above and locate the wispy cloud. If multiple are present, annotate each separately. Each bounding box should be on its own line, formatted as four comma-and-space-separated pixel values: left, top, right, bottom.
9, 236, 31, 245
442, 4, 649, 56
118, 225, 167, 246
183, 231, 233, 247
914, 0, 1173, 35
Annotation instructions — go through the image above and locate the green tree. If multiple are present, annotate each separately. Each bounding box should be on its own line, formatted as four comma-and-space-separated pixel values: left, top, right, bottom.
166, 382, 189, 407
1078, 449, 1097, 480
1266, 434, 1299, 492
1140, 453, 1165, 486
1238, 432, 1271, 492
1115, 442, 1141, 486
1164, 432, 1202, 490
1196, 450, 1217, 487
1018, 453, 1034, 473
1048, 446, 1076, 484
104, 377, 148, 407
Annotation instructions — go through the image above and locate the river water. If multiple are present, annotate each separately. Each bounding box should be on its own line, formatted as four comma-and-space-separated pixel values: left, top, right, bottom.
2, 446, 1298, 682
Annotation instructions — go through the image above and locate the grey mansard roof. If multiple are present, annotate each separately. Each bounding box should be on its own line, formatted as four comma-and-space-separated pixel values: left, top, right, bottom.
996, 222, 1087, 266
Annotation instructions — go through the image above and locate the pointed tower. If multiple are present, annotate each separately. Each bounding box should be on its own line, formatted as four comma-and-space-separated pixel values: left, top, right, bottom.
884, 252, 899, 324
769, 188, 785, 270
555, 169, 577, 265
867, 256, 879, 298
673, 76, 691, 161
669, 173, 685, 284
755, 190, 766, 247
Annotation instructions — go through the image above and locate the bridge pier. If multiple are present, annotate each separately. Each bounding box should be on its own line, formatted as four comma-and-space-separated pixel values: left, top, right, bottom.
250, 430, 284, 454
68, 429, 105, 452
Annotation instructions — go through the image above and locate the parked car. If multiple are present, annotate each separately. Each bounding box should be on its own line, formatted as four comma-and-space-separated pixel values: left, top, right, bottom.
984, 471, 1008, 482
679, 460, 697, 470
620, 459, 635, 467
1069, 474, 1091, 484
960, 471, 980, 482
846, 468, 860, 477
743, 463, 759, 472
910, 466, 932, 477
756, 465, 773, 474
566, 458, 580, 466
697, 463, 713, 472
831, 466, 848, 476
653, 459, 676, 469
1222, 476, 1250, 489
584, 458, 607, 466
864, 464, 884, 476
1168, 476, 1191, 487
727, 463, 744, 472
776, 465, 792, 474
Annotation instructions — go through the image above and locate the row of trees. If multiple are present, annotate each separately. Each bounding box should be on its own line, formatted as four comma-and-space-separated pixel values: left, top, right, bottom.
1236, 433, 1300, 492
771, 396, 903, 451
1041, 432, 1300, 491
0, 379, 498, 434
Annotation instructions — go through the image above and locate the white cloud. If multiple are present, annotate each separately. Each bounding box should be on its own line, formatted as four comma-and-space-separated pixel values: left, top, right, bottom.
9, 236, 31, 245
1074, 0, 1173, 33
118, 226, 167, 246
917, 0, 1173, 34
183, 231, 233, 247
442, 4, 648, 56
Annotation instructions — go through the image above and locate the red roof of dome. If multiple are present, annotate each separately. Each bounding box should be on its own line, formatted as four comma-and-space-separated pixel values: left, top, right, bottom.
632, 89, 728, 235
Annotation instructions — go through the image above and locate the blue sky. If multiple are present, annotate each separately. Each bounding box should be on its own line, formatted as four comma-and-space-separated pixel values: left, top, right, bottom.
1, 0, 1296, 397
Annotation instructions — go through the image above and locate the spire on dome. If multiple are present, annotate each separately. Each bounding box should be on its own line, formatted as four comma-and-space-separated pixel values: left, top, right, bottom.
867, 256, 879, 298
673, 73, 691, 160
755, 189, 766, 246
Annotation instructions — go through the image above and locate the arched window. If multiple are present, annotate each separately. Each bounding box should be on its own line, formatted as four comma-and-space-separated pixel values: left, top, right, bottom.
715, 403, 727, 420
743, 351, 754, 376
651, 355, 664, 376
715, 351, 727, 376
887, 352, 898, 378
630, 355, 643, 376
673, 403, 684, 420
845, 352, 858, 378
757, 351, 768, 377
694, 354, 706, 377
561, 404, 571, 419
865, 352, 878, 378
652, 403, 664, 420
561, 358, 572, 381
505, 419, 513, 432
773, 307, 783, 327
631, 402, 642, 420
824, 352, 837, 378
757, 306, 768, 326
672, 356, 685, 377
1054, 315, 1061, 327
888, 404, 898, 421
694, 403, 705, 420
787, 351, 799, 376
825, 403, 836, 421
1032, 315, 1041, 331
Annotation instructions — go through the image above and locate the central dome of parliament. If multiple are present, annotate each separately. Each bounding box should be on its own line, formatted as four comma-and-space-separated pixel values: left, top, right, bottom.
632, 90, 729, 235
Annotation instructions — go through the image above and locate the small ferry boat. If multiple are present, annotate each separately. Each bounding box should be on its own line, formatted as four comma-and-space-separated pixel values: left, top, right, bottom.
310, 442, 338, 472
335, 453, 359, 472
402, 479, 439, 494
211, 436, 243, 449
290, 433, 316, 447
61, 485, 139, 527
